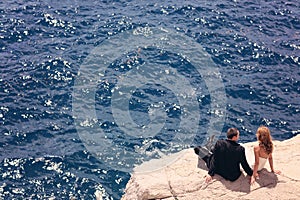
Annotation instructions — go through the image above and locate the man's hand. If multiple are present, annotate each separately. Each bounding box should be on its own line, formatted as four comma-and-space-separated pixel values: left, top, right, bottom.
205, 174, 213, 183
250, 173, 259, 185
250, 175, 256, 185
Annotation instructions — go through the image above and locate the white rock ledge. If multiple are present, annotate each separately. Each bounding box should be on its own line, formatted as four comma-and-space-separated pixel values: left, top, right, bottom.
122, 135, 300, 200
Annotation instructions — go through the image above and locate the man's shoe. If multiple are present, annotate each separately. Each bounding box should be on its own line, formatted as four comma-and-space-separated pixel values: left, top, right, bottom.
204, 134, 215, 151
194, 146, 212, 158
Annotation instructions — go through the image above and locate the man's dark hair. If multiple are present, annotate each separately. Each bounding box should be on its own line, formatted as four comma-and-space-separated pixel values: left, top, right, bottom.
227, 128, 239, 139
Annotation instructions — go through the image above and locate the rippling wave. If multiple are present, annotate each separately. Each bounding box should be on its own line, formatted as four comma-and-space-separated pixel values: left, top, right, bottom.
0, 0, 299, 199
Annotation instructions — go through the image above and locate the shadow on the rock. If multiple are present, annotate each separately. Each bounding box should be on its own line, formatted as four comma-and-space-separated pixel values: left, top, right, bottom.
197, 157, 278, 193
196, 158, 251, 192
218, 173, 251, 193
254, 168, 278, 188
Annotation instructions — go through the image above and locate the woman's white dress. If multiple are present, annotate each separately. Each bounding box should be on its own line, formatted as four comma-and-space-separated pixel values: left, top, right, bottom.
244, 145, 268, 171
257, 156, 268, 171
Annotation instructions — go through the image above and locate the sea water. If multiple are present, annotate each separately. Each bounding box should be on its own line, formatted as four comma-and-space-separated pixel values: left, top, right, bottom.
0, 0, 299, 199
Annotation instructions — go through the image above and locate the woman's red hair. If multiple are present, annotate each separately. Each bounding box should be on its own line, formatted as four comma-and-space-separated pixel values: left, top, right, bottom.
256, 126, 273, 154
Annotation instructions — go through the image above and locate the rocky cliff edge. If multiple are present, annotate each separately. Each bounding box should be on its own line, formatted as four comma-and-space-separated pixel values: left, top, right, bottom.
122, 135, 300, 200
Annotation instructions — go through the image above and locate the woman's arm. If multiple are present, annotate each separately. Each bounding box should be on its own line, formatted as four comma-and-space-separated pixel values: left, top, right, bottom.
268, 153, 281, 174
268, 153, 274, 172
250, 146, 260, 184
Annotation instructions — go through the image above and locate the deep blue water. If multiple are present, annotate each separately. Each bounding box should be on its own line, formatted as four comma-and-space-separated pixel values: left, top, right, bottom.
0, 0, 299, 199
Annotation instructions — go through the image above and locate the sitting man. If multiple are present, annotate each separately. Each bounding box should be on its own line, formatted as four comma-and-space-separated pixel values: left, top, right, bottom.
194, 128, 253, 183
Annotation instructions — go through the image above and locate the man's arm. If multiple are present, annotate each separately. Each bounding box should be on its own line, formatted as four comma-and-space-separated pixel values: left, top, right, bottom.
205, 174, 213, 183
206, 144, 217, 183
207, 141, 220, 177
240, 147, 253, 176
251, 146, 260, 184
207, 158, 215, 177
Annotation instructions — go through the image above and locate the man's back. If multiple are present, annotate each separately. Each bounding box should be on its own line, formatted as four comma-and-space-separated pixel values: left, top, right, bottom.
208, 139, 253, 181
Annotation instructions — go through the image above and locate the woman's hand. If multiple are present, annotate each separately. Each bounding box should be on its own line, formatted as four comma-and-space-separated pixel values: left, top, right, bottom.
272, 169, 281, 175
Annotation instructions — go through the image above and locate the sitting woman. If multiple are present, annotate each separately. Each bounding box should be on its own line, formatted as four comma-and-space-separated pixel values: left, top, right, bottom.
251, 126, 281, 184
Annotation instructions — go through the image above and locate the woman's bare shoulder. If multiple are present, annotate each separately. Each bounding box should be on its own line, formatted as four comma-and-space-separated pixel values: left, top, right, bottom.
253, 145, 260, 152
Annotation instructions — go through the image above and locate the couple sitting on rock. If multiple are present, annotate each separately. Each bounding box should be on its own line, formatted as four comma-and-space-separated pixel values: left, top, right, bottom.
194, 126, 281, 184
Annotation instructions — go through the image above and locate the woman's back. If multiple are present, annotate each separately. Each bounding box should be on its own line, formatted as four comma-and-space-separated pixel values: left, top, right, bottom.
254, 145, 270, 171
258, 144, 270, 158
257, 155, 268, 171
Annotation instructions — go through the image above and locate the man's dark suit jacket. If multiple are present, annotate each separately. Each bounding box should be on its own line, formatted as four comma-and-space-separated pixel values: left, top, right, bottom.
207, 139, 253, 181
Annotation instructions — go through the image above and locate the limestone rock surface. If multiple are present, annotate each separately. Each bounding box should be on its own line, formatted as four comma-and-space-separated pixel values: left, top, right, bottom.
122, 135, 300, 200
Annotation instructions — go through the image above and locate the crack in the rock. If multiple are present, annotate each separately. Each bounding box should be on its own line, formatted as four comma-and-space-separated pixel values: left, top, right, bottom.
280, 174, 300, 182
168, 180, 179, 200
